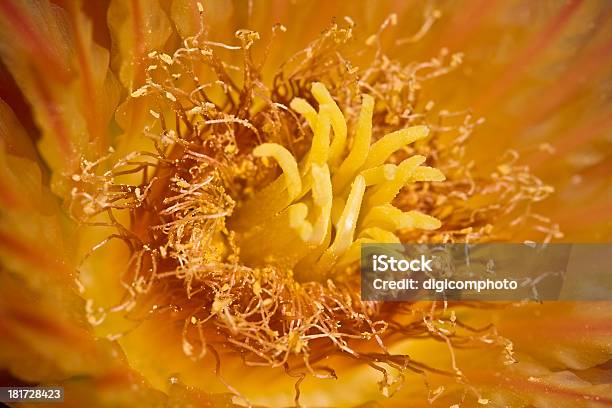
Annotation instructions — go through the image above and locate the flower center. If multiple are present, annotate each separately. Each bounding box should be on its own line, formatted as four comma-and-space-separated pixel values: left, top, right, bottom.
69, 20, 557, 404
228, 82, 443, 283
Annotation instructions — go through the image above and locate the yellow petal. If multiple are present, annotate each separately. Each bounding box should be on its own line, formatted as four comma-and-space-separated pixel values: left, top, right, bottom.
0, 0, 119, 196
108, 0, 172, 91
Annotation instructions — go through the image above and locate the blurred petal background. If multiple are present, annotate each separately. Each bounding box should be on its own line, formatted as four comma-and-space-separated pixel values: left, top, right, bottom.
0, 0, 611, 407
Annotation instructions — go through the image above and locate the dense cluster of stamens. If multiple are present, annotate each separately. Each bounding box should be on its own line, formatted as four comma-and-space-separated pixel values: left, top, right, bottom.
70, 18, 559, 403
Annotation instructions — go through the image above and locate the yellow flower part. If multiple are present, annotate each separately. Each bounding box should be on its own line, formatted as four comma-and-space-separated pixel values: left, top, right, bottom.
233, 84, 442, 277
0, 0, 611, 407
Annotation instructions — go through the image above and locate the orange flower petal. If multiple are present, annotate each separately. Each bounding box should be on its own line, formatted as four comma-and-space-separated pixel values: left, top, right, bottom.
107, 0, 172, 91
0, 0, 119, 197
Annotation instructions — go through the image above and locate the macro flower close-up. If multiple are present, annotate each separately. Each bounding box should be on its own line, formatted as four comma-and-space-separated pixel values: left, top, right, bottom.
0, 0, 611, 407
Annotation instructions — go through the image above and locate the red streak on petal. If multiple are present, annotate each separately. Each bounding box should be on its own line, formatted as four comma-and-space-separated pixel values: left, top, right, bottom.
0, 308, 102, 367
130, 0, 146, 90
3, 307, 83, 345
0, 179, 24, 209
555, 196, 612, 225
433, 0, 500, 53
0, 0, 72, 84
527, 110, 612, 169
0, 321, 18, 343
494, 37, 612, 146
0, 229, 71, 279
475, 0, 584, 112
66, 2, 104, 146
502, 316, 612, 337
31, 68, 74, 160
94, 368, 142, 388
471, 369, 612, 405
527, 39, 612, 125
